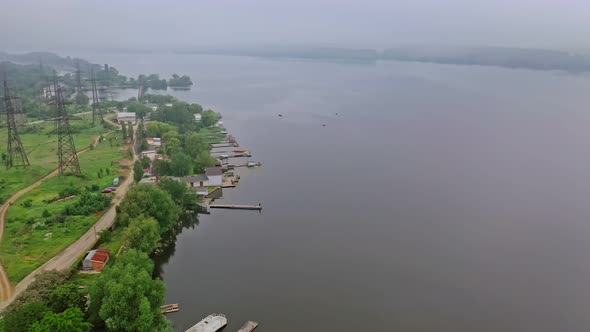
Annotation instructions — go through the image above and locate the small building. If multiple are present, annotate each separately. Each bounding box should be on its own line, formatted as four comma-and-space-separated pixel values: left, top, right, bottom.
194, 113, 202, 122
141, 150, 157, 161
184, 174, 209, 188
117, 112, 136, 124
146, 103, 158, 112
205, 167, 223, 186
82, 249, 111, 272
146, 137, 162, 148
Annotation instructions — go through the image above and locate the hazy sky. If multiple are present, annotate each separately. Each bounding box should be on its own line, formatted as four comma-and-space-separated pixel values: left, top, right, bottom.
2, 0, 589, 50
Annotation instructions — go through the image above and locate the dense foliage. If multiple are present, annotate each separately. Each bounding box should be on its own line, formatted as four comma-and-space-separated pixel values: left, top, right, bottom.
116, 185, 179, 234
30, 308, 91, 332
88, 250, 168, 331
124, 216, 160, 253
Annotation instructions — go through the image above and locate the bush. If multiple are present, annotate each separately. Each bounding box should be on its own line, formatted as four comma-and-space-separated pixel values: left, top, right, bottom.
62, 193, 111, 216
1, 302, 50, 332
22, 199, 33, 208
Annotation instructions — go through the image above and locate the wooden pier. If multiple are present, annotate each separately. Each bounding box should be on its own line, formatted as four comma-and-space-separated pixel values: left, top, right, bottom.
209, 204, 262, 210
185, 313, 227, 332
160, 303, 179, 314
237, 321, 259, 332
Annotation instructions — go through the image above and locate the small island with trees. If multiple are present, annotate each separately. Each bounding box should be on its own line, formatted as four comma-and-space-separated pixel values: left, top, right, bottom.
168, 74, 193, 88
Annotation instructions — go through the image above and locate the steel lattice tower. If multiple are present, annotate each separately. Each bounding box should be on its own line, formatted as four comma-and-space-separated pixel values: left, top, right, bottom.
90, 69, 103, 125
2, 81, 30, 168
53, 76, 81, 176
75, 60, 83, 94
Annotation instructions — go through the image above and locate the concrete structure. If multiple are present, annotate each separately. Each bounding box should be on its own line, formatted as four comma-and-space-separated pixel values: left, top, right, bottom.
139, 176, 158, 186
194, 186, 208, 196
185, 313, 227, 332
116, 112, 136, 124
82, 249, 111, 272
237, 321, 259, 332
205, 167, 223, 186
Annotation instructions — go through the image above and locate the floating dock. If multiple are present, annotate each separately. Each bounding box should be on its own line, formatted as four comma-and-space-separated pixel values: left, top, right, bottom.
237, 321, 259, 332
160, 303, 179, 314
185, 313, 227, 332
209, 204, 262, 210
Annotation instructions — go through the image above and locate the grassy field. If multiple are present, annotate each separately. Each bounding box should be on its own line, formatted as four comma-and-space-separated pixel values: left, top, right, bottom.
0, 115, 113, 203
0, 129, 130, 283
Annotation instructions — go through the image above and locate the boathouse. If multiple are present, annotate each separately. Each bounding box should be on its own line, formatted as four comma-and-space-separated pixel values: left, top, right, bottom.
205, 167, 223, 186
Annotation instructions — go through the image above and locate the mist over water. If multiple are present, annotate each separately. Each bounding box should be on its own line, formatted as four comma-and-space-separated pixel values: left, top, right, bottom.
78, 53, 590, 331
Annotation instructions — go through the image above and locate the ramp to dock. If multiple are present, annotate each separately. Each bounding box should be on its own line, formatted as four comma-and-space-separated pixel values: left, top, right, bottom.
237, 320, 259, 332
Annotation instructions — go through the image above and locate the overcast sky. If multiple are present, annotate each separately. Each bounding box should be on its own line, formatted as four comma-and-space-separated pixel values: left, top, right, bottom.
2, 0, 590, 51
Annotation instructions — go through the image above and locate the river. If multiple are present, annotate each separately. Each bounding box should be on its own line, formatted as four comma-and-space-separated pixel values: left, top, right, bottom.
73, 52, 590, 331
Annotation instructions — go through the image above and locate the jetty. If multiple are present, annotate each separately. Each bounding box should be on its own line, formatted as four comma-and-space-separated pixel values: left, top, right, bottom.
237, 321, 259, 332
211, 142, 239, 148
185, 313, 227, 332
209, 204, 262, 210
160, 303, 179, 314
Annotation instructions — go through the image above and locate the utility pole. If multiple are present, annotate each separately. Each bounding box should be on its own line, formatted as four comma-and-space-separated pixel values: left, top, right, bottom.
2, 80, 30, 168
90, 69, 103, 125
53, 74, 81, 176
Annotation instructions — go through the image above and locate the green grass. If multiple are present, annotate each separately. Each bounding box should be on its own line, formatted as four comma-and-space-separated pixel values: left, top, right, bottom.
0, 130, 130, 283
0, 115, 112, 203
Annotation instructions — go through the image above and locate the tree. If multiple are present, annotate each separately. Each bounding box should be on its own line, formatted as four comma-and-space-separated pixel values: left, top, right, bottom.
145, 121, 176, 137
116, 185, 179, 233
159, 177, 199, 210
133, 161, 144, 183
88, 250, 167, 331
30, 308, 92, 332
2, 302, 50, 332
48, 283, 85, 313
74, 93, 89, 106
169, 152, 192, 176
127, 121, 134, 140
124, 216, 160, 253
126, 101, 150, 118
120, 121, 127, 138
141, 156, 152, 169
193, 150, 216, 174
202, 110, 221, 127
184, 133, 209, 160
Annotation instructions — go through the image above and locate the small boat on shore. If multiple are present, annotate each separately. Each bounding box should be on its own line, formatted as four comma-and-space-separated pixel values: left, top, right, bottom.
185, 313, 227, 332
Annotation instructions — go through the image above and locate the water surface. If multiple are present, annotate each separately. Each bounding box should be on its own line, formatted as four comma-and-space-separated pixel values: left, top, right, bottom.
77, 52, 590, 331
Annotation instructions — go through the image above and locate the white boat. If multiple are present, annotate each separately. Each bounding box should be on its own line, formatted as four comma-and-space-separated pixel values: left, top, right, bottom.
185, 313, 227, 332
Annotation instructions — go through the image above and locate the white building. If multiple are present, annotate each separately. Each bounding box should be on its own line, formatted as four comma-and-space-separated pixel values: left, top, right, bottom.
117, 112, 136, 124
205, 167, 223, 186
194, 113, 202, 122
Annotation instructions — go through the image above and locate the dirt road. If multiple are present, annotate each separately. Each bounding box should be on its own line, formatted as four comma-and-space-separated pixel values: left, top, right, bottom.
0, 122, 134, 308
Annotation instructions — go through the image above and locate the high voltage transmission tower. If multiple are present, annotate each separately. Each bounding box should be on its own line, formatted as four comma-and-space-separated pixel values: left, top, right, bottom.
75, 60, 83, 94
90, 69, 103, 125
53, 75, 81, 176
1, 80, 30, 168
